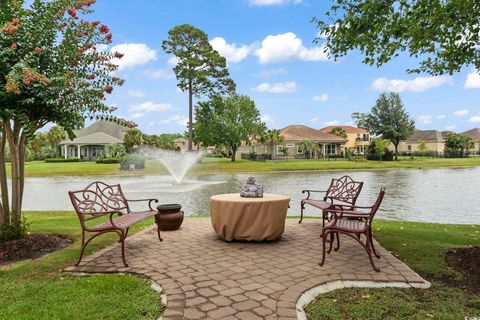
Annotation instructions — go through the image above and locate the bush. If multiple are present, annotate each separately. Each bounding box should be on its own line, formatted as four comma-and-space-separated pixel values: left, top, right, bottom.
351, 156, 367, 162
120, 154, 145, 170
96, 157, 121, 164
0, 218, 29, 241
45, 158, 80, 163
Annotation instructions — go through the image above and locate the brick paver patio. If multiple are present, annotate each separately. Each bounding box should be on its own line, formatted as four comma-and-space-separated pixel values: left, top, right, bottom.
66, 218, 428, 319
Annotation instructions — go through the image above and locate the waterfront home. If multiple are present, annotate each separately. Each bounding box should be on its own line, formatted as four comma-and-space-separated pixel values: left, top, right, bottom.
60, 121, 128, 160
397, 129, 446, 154
319, 125, 371, 155
238, 125, 347, 159
460, 128, 480, 152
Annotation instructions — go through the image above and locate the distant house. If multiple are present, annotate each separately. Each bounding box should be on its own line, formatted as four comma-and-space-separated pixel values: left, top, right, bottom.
60, 121, 128, 160
238, 125, 347, 159
320, 125, 371, 155
173, 137, 199, 152
397, 129, 446, 154
460, 128, 480, 152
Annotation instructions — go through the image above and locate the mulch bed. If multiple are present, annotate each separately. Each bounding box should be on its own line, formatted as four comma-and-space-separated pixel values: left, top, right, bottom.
445, 247, 480, 293
0, 234, 72, 266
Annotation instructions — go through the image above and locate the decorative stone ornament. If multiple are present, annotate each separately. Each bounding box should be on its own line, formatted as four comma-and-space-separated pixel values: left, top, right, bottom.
240, 177, 264, 198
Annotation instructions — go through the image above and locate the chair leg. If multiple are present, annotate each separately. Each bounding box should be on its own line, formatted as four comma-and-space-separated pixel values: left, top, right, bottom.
75, 230, 86, 267
319, 230, 327, 266
299, 201, 305, 223
327, 232, 334, 254
157, 225, 163, 242
119, 231, 129, 267
334, 232, 340, 252
365, 234, 380, 272
368, 228, 381, 259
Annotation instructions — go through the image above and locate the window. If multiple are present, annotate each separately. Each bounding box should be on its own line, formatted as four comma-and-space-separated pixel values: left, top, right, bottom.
286, 144, 294, 148
325, 144, 337, 154
363, 134, 370, 141
297, 146, 304, 154
407, 145, 412, 151
276, 145, 284, 153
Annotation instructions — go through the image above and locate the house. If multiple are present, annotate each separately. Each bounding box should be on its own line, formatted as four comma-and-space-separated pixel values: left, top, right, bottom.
320, 125, 371, 155
238, 125, 347, 159
397, 129, 446, 154
173, 137, 200, 152
460, 128, 480, 152
60, 120, 128, 160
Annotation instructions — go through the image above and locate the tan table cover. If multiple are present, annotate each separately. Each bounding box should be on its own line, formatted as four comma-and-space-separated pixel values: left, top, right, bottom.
210, 193, 290, 241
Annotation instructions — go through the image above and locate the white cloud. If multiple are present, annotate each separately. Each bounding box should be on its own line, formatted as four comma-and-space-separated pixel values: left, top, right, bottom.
444, 125, 456, 131
129, 101, 172, 112
436, 115, 446, 119
453, 109, 469, 116
110, 43, 157, 70
313, 94, 328, 102
371, 76, 452, 92
210, 37, 253, 63
160, 114, 189, 126
260, 114, 275, 125
248, 0, 303, 6
464, 70, 480, 89
309, 117, 319, 123
127, 90, 146, 98
418, 115, 433, 124
255, 32, 328, 64
253, 81, 297, 93
469, 115, 480, 123
144, 68, 174, 79
324, 120, 340, 126
255, 68, 287, 78
167, 56, 179, 66
130, 113, 144, 119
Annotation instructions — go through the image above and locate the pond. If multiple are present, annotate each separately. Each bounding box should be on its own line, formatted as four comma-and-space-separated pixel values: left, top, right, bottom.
22, 167, 480, 224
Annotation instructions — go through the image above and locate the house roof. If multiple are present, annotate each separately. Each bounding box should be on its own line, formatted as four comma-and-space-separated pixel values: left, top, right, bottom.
319, 125, 368, 134
461, 128, 480, 140
280, 125, 347, 142
60, 120, 128, 145
406, 129, 445, 142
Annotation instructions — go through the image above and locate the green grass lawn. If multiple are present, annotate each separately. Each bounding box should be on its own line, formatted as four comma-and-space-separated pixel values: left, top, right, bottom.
0, 211, 162, 320
304, 221, 480, 320
11, 156, 480, 177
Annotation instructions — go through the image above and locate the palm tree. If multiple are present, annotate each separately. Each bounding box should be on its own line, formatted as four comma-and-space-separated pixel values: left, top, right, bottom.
124, 128, 143, 153
329, 127, 348, 139
263, 129, 284, 157
299, 139, 318, 159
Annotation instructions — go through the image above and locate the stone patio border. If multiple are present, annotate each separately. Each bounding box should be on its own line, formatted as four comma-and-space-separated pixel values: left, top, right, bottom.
295, 279, 431, 320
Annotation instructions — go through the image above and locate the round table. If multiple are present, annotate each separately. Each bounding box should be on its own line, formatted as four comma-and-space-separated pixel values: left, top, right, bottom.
209, 193, 290, 241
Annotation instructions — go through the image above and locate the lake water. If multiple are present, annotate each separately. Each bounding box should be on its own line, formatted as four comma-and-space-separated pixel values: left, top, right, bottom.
22, 167, 480, 224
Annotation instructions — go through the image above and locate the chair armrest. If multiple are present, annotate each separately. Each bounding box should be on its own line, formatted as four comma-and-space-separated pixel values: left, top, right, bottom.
302, 189, 328, 200
325, 209, 370, 223
126, 198, 159, 211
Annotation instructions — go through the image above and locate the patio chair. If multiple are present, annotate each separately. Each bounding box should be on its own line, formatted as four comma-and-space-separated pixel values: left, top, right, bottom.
319, 187, 385, 272
69, 181, 161, 267
299, 175, 363, 224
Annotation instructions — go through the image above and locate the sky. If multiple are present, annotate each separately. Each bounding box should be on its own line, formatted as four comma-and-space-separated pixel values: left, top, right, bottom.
78, 0, 480, 134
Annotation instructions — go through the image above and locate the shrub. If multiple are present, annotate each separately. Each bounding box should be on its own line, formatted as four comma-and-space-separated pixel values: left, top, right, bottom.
101, 143, 126, 158
96, 158, 121, 164
351, 156, 367, 162
0, 218, 29, 241
45, 158, 80, 163
120, 154, 145, 170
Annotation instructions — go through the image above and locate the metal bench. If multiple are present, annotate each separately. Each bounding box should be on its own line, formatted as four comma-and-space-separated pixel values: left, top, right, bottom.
69, 181, 161, 267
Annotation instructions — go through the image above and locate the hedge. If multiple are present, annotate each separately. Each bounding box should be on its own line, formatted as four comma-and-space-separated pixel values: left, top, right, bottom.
96, 158, 121, 164
45, 158, 80, 163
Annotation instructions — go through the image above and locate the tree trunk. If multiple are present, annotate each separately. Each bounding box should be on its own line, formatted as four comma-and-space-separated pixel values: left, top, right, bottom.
394, 143, 399, 160
0, 126, 8, 230
3, 120, 24, 229
188, 80, 193, 152
231, 145, 237, 162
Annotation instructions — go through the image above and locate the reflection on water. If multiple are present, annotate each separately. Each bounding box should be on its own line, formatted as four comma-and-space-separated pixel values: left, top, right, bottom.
22, 167, 480, 224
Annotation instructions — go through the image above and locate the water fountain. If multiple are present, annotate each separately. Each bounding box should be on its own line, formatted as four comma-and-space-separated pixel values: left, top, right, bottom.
149, 149, 204, 184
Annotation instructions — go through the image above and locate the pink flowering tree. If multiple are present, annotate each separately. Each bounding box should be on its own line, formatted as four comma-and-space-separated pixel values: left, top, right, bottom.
0, 0, 126, 239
